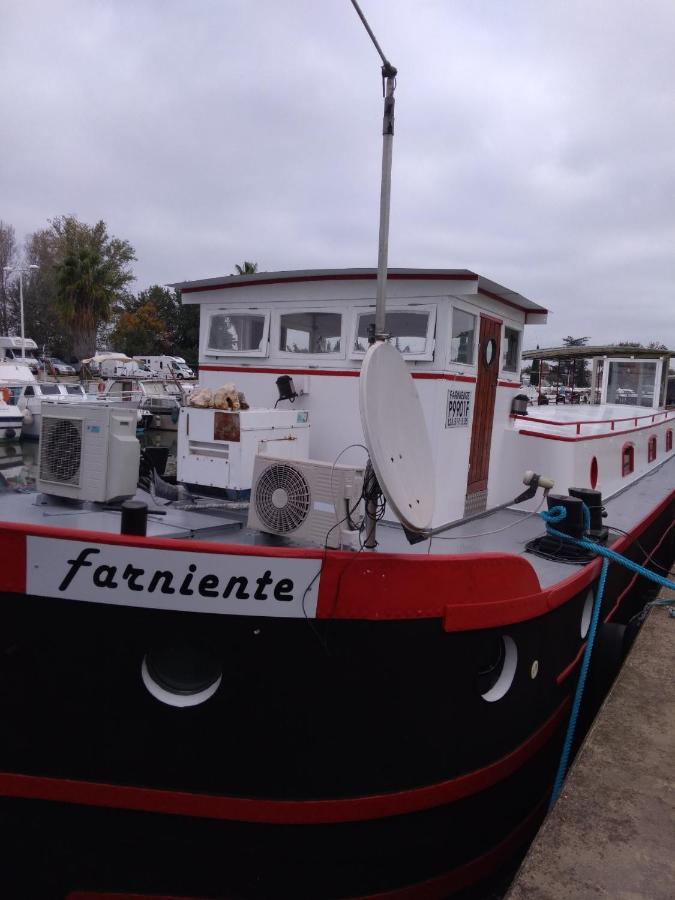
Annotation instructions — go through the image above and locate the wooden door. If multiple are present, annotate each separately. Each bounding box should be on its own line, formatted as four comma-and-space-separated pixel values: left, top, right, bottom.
466, 315, 502, 496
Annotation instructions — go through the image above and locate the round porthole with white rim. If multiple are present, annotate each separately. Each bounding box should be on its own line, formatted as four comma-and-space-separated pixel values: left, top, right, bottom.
480, 636, 518, 702
484, 338, 496, 367
580, 589, 594, 639
142, 645, 222, 708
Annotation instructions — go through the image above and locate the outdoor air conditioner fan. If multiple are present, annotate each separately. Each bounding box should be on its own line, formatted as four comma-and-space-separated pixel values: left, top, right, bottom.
254, 463, 312, 533
247, 455, 365, 548
37, 402, 140, 503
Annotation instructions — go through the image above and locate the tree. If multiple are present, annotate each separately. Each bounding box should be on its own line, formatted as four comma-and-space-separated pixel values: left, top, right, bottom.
0, 221, 18, 335
234, 261, 258, 275
109, 285, 199, 364
53, 216, 136, 359
559, 335, 591, 388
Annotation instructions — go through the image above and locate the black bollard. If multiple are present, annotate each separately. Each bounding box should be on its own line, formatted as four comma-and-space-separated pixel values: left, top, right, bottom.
121, 500, 148, 536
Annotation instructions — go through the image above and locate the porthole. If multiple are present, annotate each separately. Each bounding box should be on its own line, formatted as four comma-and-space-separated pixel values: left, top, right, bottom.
590, 456, 598, 489
484, 338, 496, 367
480, 636, 518, 703
580, 589, 594, 639
142, 644, 222, 708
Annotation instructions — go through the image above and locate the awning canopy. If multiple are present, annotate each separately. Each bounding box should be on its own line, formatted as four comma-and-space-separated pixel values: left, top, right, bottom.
523, 345, 673, 362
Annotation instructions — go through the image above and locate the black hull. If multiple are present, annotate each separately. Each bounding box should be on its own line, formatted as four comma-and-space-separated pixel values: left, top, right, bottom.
0, 504, 672, 898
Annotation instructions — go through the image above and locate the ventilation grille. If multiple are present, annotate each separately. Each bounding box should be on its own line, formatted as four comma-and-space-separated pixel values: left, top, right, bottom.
40, 417, 83, 485
254, 463, 311, 533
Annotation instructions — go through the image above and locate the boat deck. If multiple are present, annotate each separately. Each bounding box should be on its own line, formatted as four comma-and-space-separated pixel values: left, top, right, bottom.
1, 454, 672, 591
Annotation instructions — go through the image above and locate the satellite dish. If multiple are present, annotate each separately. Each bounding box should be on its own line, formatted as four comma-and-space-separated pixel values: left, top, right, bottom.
359, 341, 435, 531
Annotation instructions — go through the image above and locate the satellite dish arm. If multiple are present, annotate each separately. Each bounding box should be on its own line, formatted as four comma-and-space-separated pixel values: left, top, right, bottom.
403, 472, 555, 545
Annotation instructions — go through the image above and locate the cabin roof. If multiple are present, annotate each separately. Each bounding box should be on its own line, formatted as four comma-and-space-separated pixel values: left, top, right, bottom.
523, 345, 673, 361
170, 268, 547, 316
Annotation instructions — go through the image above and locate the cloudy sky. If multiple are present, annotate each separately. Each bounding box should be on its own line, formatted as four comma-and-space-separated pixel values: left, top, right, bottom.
2, 0, 674, 348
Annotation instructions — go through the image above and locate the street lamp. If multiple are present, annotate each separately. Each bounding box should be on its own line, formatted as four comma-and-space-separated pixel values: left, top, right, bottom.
2, 264, 38, 358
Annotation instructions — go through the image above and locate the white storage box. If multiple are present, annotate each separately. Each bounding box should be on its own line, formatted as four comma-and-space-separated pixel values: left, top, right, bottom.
177, 407, 310, 494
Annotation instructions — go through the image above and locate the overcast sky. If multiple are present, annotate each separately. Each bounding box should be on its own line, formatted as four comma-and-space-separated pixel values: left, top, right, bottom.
2, 0, 674, 348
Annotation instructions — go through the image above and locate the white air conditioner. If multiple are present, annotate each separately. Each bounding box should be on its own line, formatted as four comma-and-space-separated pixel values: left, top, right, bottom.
247, 455, 365, 549
37, 402, 140, 502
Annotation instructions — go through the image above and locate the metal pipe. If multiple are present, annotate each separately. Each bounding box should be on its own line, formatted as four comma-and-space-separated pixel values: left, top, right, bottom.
375, 70, 396, 339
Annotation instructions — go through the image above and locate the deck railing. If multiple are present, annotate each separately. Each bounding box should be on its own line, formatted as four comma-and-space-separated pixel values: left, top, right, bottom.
511, 410, 673, 436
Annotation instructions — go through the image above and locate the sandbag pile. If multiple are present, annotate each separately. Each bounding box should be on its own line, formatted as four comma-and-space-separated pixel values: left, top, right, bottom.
189, 383, 249, 411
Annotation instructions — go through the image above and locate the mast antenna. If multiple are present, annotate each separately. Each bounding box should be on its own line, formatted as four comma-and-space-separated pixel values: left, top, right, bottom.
349, 0, 397, 343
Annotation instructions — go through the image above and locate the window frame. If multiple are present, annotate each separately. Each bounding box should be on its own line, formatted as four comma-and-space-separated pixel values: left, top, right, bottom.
621, 442, 634, 477
204, 309, 271, 358
647, 434, 657, 463
666, 429, 673, 453
502, 325, 522, 374
449, 304, 479, 368
349, 304, 437, 362
276, 308, 346, 359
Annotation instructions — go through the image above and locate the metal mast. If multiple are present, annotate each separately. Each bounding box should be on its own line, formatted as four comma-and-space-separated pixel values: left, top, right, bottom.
349, 0, 397, 340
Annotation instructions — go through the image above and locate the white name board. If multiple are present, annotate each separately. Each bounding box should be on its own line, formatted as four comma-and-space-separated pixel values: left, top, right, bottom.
27, 537, 321, 618
446, 389, 471, 428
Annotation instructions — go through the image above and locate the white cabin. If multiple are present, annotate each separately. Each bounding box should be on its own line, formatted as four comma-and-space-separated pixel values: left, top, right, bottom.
174, 268, 549, 526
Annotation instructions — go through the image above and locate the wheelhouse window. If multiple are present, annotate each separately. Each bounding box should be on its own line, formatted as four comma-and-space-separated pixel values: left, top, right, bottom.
647, 435, 657, 463
65, 385, 85, 396
206, 312, 269, 356
351, 307, 436, 360
621, 443, 634, 477
279, 312, 342, 355
503, 327, 521, 373
450, 309, 476, 365
40, 384, 60, 396
607, 360, 657, 408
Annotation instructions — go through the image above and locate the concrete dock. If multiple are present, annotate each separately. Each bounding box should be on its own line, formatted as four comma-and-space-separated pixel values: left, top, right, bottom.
507, 570, 675, 900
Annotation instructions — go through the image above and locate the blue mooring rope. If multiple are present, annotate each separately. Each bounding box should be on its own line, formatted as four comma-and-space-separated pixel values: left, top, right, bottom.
540, 504, 674, 808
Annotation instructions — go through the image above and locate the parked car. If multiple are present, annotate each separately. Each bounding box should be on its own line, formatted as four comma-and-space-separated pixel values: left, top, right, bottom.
44, 357, 76, 376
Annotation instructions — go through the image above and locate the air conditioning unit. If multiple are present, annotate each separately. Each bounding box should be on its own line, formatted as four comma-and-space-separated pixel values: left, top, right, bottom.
37, 402, 140, 502
247, 455, 365, 549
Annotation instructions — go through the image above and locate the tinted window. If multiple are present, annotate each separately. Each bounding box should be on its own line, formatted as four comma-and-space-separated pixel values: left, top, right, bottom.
451, 309, 476, 364
41, 384, 60, 395
208, 314, 266, 352
354, 310, 430, 355
66, 385, 85, 396
280, 312, 342, 353
503, 327, 520, 372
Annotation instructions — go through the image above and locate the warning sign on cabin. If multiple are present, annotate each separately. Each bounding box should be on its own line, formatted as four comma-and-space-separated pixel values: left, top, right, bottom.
446, 389, 471, 428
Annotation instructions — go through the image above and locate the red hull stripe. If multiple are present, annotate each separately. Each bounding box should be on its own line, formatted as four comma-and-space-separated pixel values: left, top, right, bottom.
602, 517, 675, 625
63, 800, 546, 900
0, 698, 568, 825
198, 364, 477, 384
351, 798, 547, 900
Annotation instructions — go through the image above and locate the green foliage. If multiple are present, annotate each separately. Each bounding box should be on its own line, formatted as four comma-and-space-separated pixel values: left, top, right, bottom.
53, 216, 135, 358
110, 285, 199, 365
234, 261, 258, 275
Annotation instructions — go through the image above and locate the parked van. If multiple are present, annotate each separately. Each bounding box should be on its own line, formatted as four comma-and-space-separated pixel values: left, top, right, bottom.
0, 337, 40, 373
133, 355, 194, 379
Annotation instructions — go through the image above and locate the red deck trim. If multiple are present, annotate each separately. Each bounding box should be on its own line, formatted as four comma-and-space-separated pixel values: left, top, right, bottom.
198, 364, 477, 384
0, 697, 568, 824
498, 380, 522, 388
181, 272, 480, 294
517, 415, 675, 443
0, 483, 671, 630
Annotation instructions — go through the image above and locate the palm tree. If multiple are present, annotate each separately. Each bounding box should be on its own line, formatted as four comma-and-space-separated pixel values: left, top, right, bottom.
234, 261, 259, 275
54, 219, 135, 360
